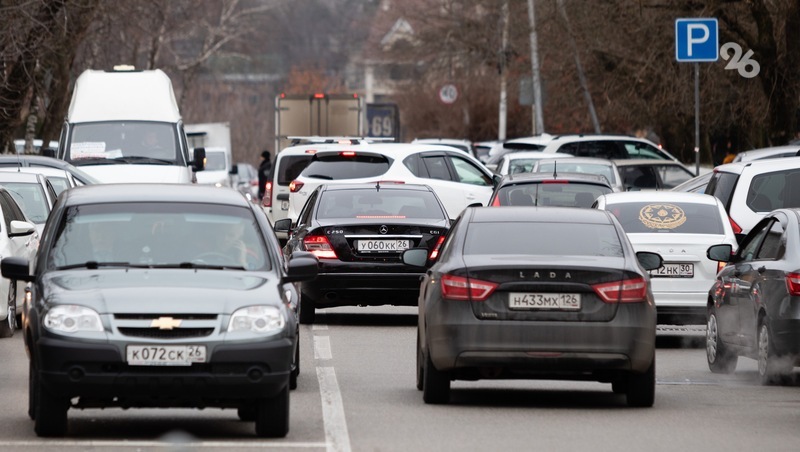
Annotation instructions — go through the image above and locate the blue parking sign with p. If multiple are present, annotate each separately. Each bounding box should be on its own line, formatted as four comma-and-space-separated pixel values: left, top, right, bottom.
675, 18, 718, 62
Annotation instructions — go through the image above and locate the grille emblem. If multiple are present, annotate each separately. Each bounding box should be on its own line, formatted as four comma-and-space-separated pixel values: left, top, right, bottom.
150, 317, 182, 330
379, 225, 388, 234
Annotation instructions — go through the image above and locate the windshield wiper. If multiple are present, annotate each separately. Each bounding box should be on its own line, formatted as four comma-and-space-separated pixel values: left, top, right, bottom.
70, 158, 127, 166
149, 262, 247, 271
55, 261, 143, 270
111, 156, 174, 165
305, 174, 334, 180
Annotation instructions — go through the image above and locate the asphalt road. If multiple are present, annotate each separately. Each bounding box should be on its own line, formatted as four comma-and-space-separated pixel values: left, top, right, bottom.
0, 306, 798, 452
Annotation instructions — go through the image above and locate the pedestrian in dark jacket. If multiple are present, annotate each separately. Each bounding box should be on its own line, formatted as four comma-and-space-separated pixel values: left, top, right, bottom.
258, 150, 272, 200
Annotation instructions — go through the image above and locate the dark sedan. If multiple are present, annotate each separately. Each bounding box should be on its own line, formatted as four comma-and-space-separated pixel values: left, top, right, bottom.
0, 184, 318, 438
705, 208, 800, 384
405, 207, 662, 406
274, 183, 450, 324
488, 172, 613, 207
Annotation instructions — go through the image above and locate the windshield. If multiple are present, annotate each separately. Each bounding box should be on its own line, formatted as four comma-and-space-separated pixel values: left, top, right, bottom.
66, 121, 180, 165
48, 202, 269, 271
2, 182, 50, 223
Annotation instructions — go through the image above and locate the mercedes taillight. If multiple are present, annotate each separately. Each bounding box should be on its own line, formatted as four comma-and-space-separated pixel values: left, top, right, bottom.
592, 277, 648, 303
429, 236, 446, 260
440, 274, 497, 301
303, 235, 337, 259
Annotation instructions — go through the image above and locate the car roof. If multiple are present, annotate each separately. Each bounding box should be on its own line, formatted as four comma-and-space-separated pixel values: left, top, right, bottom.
714, 156, 800, 175
504, 151, 572, 160
734, 145, 800, 162
411, 138, 471, 146
311, 142, 472, 157
534, 156, 614, 165
0, 155, 74, 169
502, 134, 555, 145
319, 183, 434, 193
277, 142, 368, 155
550, 134, 651, 142
469, 206, 613, 225
61, 184, 251, 207
501, 171, 612, 187
600, 191, 720, 205
0, 171, 44, 183
612, 159, 686, 166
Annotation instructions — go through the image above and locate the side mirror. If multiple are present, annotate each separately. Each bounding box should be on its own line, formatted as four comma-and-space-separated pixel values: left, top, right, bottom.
707, 244, 733, 262
636, 251, 663, 271
467, 202, 482, 208
41, 148, 56, 158
192, 147, 206, 172
273, 218, 292, 232
402, 248, 429, 267
1, 256, 34, 282
229, 165, 239, 175
285, 256, 318, 283
9, 220, 35, 237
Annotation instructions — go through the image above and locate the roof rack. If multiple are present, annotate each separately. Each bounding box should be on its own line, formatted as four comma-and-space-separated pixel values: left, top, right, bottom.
286, 136, 395, 146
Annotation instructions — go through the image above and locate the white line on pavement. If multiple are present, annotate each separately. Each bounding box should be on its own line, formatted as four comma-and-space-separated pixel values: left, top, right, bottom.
316, 367, 352, 452
312, 324, 328, 331
314, 335, 332, 360
0, 440, 327, 448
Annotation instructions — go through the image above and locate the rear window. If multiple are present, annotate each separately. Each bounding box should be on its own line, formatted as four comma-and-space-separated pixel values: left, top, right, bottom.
536, 162, 616, 184
465, 222, 623, 257
277, 155, 314, 186
605, 201, 724, 234
496, 182, 612, 207
317, 189, 446, 220
746, 168, 800, 212
301, 154, 392, 180
705, 171, 739, 210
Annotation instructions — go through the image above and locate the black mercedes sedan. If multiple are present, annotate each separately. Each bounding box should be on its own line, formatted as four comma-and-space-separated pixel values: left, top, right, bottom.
273, 183, 450, 324
705, 208, 800, 384
404, 207, 662, 406
0, 184, 318, 438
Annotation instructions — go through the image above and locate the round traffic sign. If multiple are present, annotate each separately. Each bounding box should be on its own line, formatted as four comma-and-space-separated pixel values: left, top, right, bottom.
439, 84, 458, 104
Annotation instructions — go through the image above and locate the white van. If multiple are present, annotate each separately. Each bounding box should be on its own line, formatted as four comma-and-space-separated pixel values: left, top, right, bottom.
54, 67, 204, 183
194, 146, 232, 187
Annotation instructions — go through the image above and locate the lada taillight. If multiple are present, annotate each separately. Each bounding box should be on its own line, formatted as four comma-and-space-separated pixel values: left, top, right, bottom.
592, 277, 647, 303
441, 274, 497, 301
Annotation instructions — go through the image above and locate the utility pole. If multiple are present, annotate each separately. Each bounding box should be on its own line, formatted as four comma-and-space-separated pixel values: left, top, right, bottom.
527, 0, 544, 135
498, 0, 509, 141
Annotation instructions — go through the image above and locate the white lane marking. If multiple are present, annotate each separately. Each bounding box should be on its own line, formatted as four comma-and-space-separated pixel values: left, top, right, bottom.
0, 441, 327, 448
316, 367, 352, 452
312, 324, 328, 331
314, 335, 332, 360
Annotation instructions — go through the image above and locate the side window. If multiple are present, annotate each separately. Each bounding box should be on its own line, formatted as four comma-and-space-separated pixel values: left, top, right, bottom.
580, 141, 625, 159
737, 218, 773, 263
623, 141, 669, 160
1, 191, 25, 222
621, 166, 658, 189
658, 166, 694, 189
421, 156, 452, 181
705, 171, 739, 210
555, 142, 580, 155
756, 217, 785, 260
296, 190, 318, 227
0, 194, 13, 232
449, 156, 492, 186
403, 154, 426, 177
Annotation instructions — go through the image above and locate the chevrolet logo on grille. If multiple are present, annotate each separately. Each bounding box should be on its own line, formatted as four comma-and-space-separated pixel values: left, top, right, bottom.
150, 317, 182, 330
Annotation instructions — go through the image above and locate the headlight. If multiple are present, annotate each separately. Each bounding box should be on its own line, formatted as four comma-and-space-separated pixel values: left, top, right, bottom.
44, 305, 103, 333
228, 306, 285, 334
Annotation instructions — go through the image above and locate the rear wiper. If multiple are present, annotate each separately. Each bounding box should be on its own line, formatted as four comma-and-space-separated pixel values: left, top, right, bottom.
111, 156, 174, 165
55, 261, 143, 270
305, 174, 333, 180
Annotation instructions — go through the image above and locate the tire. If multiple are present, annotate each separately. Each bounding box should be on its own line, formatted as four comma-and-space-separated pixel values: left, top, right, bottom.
0, 280, 17, 338
237, 405, 256, 422
28, 359, 37, 420
422, 349, 450, 404
706, 310, 738, 374
626, 356, 655, 408
33, 373, 69, 437
299, 294, 315, 325
758, 321, 791, 385
255, 384, 290, 438
290, 333, 299, 390
415, 332, 423, 391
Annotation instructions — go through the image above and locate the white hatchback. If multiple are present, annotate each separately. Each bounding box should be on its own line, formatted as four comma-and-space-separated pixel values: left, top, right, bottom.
0, 186, 38, 338
594, 191, 737, 325
287, 143, 496, 223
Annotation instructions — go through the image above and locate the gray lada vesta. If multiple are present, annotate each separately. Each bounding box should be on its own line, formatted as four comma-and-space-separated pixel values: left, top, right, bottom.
0, 184, 317, 438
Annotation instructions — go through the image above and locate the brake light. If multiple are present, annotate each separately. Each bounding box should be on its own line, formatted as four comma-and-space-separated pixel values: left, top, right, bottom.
429, 236, 446, 260
729, 216, 742, 234
440, 274, 497, 301
339, 151, 356, 157
289, 180, 304, 193
303, 235, 337, 259
313, 93, 325, 99
491, 196, 501, 206
542, 179, 569, 184
786, 272, 800, 296
592, 277, 648, 303
262, 181, 272, 208
717, 260, 726, 274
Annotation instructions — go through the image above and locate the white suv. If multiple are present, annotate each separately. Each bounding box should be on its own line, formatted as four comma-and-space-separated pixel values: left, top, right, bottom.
287, 143, 496, 223
538, 134, 679, 161
704, 157, 800, 239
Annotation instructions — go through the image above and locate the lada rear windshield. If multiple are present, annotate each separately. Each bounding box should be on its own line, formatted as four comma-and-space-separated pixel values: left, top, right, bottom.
317, 189, 446, 220
301, 154, 392, 180
465, 222, 623, 257
606, 201, 724, 234
48, 202, 269, 271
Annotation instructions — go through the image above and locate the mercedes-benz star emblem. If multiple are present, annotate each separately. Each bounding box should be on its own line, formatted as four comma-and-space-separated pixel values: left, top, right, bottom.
379, 225, 388, 234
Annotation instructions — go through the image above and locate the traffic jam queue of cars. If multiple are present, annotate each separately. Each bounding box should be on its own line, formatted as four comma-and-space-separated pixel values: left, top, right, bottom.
4, 128, 800, 439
